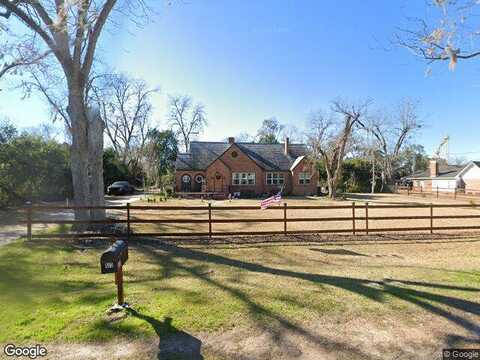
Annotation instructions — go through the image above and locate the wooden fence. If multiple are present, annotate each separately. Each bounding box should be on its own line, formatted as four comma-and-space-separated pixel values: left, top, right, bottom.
23, 202, 480, 240
396, 185, 480, 200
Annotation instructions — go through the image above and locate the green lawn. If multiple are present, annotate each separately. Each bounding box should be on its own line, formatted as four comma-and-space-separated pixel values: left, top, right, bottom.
1, 236, 479, 359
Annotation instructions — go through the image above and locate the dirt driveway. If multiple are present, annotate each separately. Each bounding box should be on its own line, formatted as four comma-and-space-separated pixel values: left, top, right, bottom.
0, 194, 143, 246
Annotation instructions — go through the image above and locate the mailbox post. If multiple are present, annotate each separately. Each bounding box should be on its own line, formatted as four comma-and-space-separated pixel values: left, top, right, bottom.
115, 259, 124, 305
101, 240, 128, 309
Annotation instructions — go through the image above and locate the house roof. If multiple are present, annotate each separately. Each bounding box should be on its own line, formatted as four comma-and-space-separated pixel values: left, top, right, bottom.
405, 164, 464, 180
175, 141, 309, 171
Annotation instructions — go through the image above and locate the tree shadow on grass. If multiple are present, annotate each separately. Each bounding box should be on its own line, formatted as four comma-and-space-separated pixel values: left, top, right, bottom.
134, 242, 381, 359
134, 239, 480, 355
127, 309, 204, 360
310, 248, 368, 256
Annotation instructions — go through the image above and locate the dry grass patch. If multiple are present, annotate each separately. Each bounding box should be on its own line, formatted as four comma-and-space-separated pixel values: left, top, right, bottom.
130, 193, 480, 235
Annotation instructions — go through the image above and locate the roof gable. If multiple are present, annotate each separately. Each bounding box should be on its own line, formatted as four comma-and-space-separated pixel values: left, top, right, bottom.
175, 142, 231, 171
457, 161, 480, 178
290, 155, 305, 171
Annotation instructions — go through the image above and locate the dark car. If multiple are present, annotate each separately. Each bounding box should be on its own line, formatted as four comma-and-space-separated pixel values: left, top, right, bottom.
107, 181, 135, 195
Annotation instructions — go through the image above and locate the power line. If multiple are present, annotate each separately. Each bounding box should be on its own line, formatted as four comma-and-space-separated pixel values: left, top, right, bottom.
449, 151, 480, 155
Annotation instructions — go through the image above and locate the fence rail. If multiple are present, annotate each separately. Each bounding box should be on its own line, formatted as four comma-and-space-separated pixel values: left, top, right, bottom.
21, 201, 480, 240
397, 185, 480, 200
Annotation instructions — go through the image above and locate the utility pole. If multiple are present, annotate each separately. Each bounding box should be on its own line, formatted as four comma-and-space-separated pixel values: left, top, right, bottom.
369, 128, 377, 194
371, 150, 376, 194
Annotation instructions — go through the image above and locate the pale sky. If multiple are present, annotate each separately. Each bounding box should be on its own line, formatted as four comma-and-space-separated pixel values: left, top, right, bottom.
1, 1, 480, 159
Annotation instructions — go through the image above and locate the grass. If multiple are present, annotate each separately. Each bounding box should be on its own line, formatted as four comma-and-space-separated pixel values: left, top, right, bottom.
1, 235, 479, 353
2, 194, 480, 358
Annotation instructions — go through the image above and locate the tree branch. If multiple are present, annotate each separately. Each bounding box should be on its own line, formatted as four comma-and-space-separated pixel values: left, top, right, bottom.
0, 0, 57, 55
82, 0, 116, 75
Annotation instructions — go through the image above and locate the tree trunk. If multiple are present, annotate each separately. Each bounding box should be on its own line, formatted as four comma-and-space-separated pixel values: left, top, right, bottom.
68, 94, 91, 223
380, 169, 386, 192
87, 107, 106, 220
68, 82, 106, 223
371, 155, 376, 193
327, 176, 337, 199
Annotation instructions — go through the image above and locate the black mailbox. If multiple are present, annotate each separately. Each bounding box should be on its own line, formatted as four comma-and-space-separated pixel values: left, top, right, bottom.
100, 240, 128, 274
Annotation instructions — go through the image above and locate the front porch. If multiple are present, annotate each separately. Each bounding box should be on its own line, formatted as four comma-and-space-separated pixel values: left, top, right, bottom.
176, 191, 228, 200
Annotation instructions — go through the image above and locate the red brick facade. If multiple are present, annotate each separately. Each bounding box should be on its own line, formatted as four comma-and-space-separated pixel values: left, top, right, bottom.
290, 157, 318, 196
175, 144, 318, 196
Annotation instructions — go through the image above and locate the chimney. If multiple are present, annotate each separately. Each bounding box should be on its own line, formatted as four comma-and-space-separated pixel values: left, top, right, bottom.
228, 137, 235, 144
429, 159, 439, 177
284, 137, 290, 155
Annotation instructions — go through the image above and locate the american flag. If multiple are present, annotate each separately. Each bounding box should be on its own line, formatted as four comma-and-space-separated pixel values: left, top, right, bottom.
260, 191, 282, 209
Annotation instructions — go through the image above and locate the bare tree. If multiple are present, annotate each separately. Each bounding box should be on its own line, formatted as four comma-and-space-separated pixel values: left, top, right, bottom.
283, 124, 304, 143
168, 95, 207, 152
0, 0, 149, 222
365, 99, 423, 191
0, 31, 50, 86
235, 132, 255, 142
395, 1, 480, 70
307, 100, 369, 199
256, 117, 284, 144
92, 73, 158, 174
24, 122, 64, 141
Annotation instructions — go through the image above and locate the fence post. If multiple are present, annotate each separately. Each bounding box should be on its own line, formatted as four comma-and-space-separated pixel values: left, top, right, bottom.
352, 202, 356, 235
283, 203, 287, 235
430, 203, 433, 234
126, 203, 131, 243
365, 202, 369, 235
454, 187, 457, 200
436, 186, 439, 199
208, 203, 212, 239
407, 187, 410, 196
26, 201, 32, 241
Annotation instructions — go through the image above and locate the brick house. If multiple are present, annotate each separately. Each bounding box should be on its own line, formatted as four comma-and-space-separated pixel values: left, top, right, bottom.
174, 137, 318, 197
404, 159, 480, 193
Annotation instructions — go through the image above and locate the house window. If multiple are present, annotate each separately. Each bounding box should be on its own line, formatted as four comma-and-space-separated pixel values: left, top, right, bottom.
195, 174, 204, 184
266, 173, 285, 185
299, 172, 311, 185
232, 172, 255, 185
231, 151, 238, 158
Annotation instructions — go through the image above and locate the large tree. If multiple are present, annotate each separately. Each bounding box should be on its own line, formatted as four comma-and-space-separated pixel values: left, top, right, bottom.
365, 99, 423, 191
92, 72, 158, 177
0, 0, 147, 222
168, 95, 206, 152
143, 129, 178, 189
395, 0, 480, 70
307, 100, 369, 199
